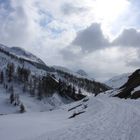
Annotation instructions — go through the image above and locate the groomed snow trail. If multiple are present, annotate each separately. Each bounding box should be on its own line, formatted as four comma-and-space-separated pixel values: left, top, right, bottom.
1, 96, 140, 140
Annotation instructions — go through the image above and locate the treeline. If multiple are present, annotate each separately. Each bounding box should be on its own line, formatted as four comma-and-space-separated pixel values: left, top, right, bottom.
0, 63, 85, 102
55, 70, 109, 95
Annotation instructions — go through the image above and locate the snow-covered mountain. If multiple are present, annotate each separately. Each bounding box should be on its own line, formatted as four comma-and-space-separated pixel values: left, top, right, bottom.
53, 65, 74, 75
52, 66, 109, 94
0, 43, 109, 111
105, 73, 131, 88
76, 69, 88, 77
115, 69, 140, 99
101, 69, 140, 99
0, 44, 45, 65
53, 66, 95, 81
1, 43, 140, 140
10, 46, 46, 65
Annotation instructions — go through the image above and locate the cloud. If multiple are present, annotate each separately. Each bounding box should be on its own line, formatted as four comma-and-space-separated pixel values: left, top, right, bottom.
61, 23, 110, 63
112, 28, 140, 47
0, 0, 139, 81
72, 23, 109, 53
61, 3, 87, 15
0, 0, 41, 48
60, 23, 140, 81
127, 59, 140, 67
125, 47, 140, 67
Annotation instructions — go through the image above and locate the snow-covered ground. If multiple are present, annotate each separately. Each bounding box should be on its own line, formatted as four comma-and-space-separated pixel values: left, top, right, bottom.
105, 73, 131, 88
1, 90, 140, 140
53, 65, 95, 81
131, 86, 140, 94
0, 85, 70, 115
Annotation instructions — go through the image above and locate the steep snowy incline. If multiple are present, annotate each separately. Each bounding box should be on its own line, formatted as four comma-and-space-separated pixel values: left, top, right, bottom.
53, 66, 95, 81
105, 73, 131, 88
10, 47, 45, 65
0, 44, 45, 65
1, 95, 140, 140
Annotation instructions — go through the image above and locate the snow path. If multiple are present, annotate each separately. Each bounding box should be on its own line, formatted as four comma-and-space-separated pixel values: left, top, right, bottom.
1, 96, 140, 140
33, 98, 140, 140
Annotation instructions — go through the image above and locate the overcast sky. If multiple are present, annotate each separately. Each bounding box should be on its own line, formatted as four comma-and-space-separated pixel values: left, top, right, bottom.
0, 0, 140, 81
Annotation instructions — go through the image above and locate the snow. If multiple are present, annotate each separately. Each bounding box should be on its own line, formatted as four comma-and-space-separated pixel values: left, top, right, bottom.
131, 86, 140, 94
0, 84, 70, 114
53, 65, 95, 81
0, 44, 45, 65
76, 69, 88, 77
1, 43, 140, 140
1, 91, 140, 140
105, 73, 131, 88
0, 45, 47, 77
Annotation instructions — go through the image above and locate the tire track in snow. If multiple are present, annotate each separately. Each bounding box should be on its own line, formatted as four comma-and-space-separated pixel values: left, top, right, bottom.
23, 97, 140, 140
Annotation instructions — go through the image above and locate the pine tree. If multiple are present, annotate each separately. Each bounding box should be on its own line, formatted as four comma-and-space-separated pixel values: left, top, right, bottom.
78, 89, 82, 94
0, 71, 4, 84
6, 63, 15, 82
67, 84, 72, 96
37, 79, 43, 100
10, 93, 14, 104
20, 103, 25, 113
29, 78, 35, 96
9, 86, 14, 104
72, 86, 76, 96
22, 82, 27, 92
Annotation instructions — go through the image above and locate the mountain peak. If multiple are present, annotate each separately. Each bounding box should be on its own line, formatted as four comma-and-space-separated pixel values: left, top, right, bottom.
0, 44, 45, 65
76, 69, 88, 77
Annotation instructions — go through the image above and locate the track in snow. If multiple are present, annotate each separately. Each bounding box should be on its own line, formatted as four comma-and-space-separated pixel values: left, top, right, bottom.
1, 96, 140, 140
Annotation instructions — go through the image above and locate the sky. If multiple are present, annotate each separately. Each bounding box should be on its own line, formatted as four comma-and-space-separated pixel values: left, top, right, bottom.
0, 0, 140, 81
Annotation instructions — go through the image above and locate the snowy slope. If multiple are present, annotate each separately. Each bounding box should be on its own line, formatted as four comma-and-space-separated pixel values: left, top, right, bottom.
131, 86, 140, 94
0, 44, 45, 65
0, 44, 48, 76
10, 46, 45, 65
0, 43, 108, 109
1, 95, 140, 140
105, 73, 131, 88
0, 43, 108, 95
115, 69, 140, 99
76, 69, 88, 76
53, 66, 73, 74
53, 66, 94, 81
0, 84, 71, 115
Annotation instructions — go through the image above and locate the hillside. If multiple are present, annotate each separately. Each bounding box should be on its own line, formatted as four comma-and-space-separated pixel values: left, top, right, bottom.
105, 73, 130, 88
0, 43, 140, 140
1, 94, 140, 140
53, 66, 95, 81
52, 68, 109, 95
115, 69, 140, 99
0, 43, 109, 110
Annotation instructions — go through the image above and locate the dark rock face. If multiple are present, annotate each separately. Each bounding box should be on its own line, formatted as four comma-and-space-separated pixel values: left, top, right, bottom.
131, 91, 140, 99
115, 69, 140, 99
